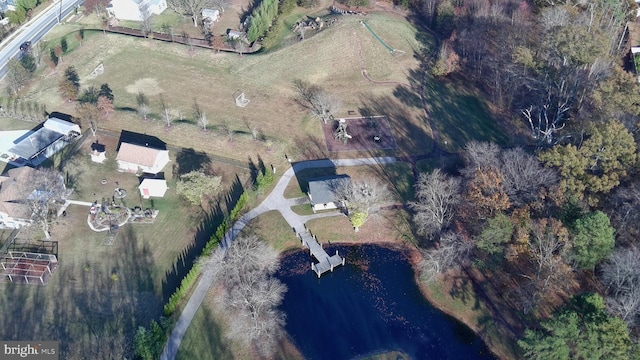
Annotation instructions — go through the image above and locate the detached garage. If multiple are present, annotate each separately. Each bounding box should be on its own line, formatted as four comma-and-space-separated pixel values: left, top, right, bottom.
139, 179, 167, 199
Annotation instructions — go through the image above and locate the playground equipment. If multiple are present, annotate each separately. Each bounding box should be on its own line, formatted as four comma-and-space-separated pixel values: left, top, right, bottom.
361, 21, 405, 56
334, 119, 352, 144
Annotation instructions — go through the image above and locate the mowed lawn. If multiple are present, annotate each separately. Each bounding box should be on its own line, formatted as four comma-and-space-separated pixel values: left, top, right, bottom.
0, 135, 247, 357
11, 12, 430, 166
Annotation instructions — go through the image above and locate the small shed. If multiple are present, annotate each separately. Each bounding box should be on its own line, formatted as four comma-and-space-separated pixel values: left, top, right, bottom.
227, 30, 246, 40
90, 142, 106, 164
202, 8, 220, 22
307, 174, 351, 212
139, 178, 167, 199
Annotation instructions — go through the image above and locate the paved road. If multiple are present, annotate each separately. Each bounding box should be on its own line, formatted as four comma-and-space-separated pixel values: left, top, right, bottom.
160, 156, 396, 360
0, 0, 82, 79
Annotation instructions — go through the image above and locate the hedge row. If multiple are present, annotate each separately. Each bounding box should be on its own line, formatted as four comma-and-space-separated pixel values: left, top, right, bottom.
163, 263, 202, 316
253, 170, 275, 193
163, 190, 250, 316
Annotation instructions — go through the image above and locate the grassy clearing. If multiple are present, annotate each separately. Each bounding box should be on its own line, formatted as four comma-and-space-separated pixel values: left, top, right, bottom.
290, 203, 314, 215
0, 117, 36, 130
306, 209, 415, 245
10, 12, 427, 168
423, 75, 510, 152
424, 273, 521, 359
241, 210, 300, 252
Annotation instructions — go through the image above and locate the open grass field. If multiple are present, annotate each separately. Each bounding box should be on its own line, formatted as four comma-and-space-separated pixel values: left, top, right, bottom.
9, 11, 433, 167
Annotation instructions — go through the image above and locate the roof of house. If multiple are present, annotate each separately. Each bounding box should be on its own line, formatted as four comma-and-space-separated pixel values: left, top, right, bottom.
0, 167, 35, 219
307, 175, 351, 205
9, 128, 64, 160
91, 142, 106, 153
8, 118, 79, 160
116, 142, 163, 167
117, 130, 166, 151
43, 117, 80, 135
140, 178, 167, 190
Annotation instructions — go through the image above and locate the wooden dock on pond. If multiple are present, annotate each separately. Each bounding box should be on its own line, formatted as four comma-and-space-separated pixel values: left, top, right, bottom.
298, 230, 344, 278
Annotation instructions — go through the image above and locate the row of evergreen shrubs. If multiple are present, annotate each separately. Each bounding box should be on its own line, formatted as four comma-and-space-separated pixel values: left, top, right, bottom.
163, 190, 250, 316
253, 169, 275, 193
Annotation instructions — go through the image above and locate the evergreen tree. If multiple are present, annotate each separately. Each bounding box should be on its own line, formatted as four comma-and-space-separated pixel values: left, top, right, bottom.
571, 211, 615, 270
519, 293, 632, 360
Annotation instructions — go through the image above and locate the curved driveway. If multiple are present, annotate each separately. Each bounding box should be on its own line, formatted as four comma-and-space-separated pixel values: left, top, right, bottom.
160, 156, 396, 360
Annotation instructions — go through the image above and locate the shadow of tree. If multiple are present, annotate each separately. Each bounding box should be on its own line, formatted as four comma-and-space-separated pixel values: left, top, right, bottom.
175, 306, 234, 360
173, 148, 212, 178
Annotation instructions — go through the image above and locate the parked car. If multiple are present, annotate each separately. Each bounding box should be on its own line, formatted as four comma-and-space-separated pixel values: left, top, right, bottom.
19, 41, 32, 51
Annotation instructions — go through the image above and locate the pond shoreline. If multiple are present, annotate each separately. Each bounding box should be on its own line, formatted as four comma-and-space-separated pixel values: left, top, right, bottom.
280, 239, 510, 360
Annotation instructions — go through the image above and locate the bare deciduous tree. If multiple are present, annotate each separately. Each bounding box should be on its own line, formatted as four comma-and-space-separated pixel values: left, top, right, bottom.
419, 232, 473, 283
244, 118, 259, 140
499, 147, 558, 206
136, 92, 149, 121
167, 0, 221, 27
139, 3, 153, 35
292, 79, 341, 124
192, 99, 208, 131
601, 247, 640, 327
6, 59, 30, 96
410, 169, 462, 239
516, 218, 573, 314
22, 168, 67, 240
332, 177, 392, 231
76, 102, 102, 137
214, 235, 287, 357
601, 247, 640, 298
221, 120, 234, 142
461, 141, 501, 178
160, 95, 173, 128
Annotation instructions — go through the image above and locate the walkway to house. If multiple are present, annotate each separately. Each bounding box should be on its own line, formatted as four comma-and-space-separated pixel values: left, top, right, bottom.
56, 199, 93, 216
160, 156, 396, 360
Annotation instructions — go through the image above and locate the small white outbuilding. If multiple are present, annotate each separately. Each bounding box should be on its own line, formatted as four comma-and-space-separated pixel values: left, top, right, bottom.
139, 178, 167, 199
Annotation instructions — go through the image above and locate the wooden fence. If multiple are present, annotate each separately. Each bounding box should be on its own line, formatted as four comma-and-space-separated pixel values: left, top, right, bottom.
102, 26, 260, 54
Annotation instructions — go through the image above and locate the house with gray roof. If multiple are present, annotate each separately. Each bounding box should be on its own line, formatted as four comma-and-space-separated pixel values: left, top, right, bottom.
307, 174, 351, 212
8, 118, 81, 166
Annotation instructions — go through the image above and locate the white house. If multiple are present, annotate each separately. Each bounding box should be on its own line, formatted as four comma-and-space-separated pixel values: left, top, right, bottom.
307, 175, 351, 213
116, 142, 169, 174
0, 167, 35, 229
139, 178, 167, 199
107, 0, 167, 21
8, 117, 81, 167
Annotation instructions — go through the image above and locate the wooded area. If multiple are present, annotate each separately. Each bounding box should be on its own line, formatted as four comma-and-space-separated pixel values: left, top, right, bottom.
407, 0, 640, 355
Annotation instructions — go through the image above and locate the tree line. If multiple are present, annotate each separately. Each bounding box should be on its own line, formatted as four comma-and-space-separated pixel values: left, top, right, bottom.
410, 138, 639, 358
